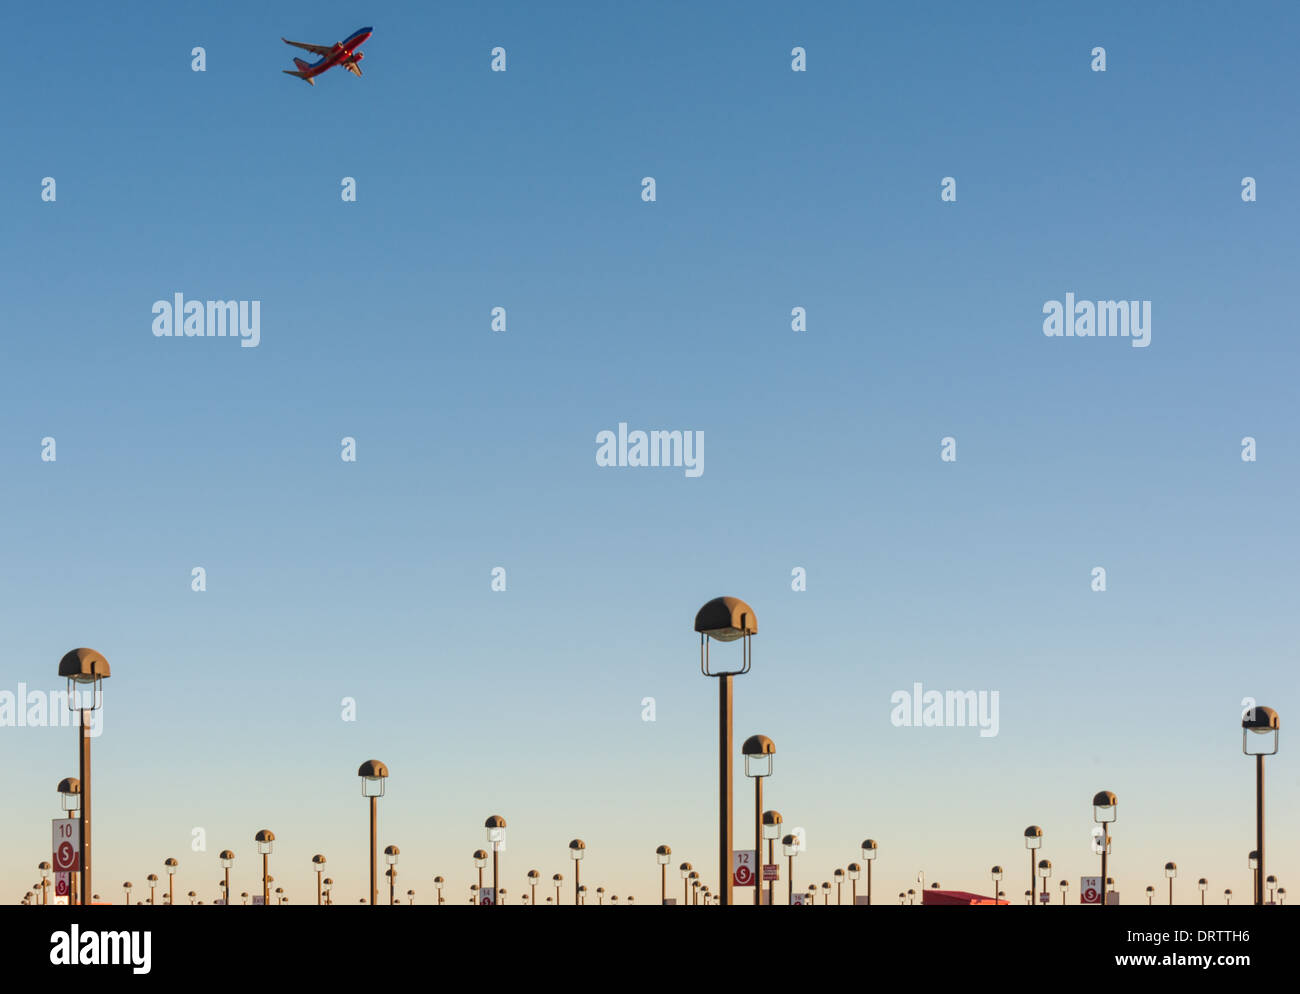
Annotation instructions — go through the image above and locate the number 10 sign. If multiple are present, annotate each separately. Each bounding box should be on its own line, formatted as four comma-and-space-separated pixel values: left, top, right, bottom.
52, 818, 80, 872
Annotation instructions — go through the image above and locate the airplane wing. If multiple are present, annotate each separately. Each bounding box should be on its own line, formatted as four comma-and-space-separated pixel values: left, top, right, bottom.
344, 60, 363, 77
281, 37, 334, 56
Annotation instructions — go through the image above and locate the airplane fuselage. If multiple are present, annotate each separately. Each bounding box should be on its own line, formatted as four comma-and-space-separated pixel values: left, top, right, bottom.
297, 26, 372, 78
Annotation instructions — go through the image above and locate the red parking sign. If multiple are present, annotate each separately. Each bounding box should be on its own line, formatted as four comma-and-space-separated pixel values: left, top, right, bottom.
52, 819, 80, 872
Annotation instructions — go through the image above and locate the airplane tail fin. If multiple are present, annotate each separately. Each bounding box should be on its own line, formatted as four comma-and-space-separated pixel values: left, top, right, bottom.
281, 69, 315, 85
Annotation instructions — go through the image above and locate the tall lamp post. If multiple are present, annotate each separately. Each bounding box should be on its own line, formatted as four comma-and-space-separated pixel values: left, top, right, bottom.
59, 648, 110, 907
834, 868, 845, 906
1145, 885, 1154, 906
323, 878, 333, 905
1224, 889, 1232, 905
473, 850, 488, 896
56, 778, 81, 905
1242, 706, 1279, 907
761, 812, 782, 908
38, 863, 51, 905
695, 596, 757, 908
1198, 878, 1207, 905
1164, 862, 1177, 905
435, 876, 445, 905
255, 830, 274, 904
782, 835, 799, 905
847, 864, 861, 905
1092, 790, 1116, 906
219, 851, 234, 907
485, 816, 506, 905
569, 839, 586, 904
1248, 851, 1260, 904
164, 858, 178, 906
679, 862, 692, 905
741, 735, 774, 906
384, 846, 400, 905
527, 870, 539, 906
1024, 827, 1043, 906
1265, 875, 1277, 905
312, 855, 327, 905
357, 759, 389, 906
146, 874, 158, 906
861, 840, 878, 905
991, 865, 1003, 901
552, 873, 563, 905
656, 846, 672, 905
1037, 859, 1052, 905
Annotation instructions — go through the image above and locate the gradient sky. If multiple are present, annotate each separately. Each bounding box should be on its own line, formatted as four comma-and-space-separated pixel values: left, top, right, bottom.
2, 0, 1296, 906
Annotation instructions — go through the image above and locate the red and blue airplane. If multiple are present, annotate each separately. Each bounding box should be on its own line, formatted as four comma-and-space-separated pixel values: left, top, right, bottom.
281, 26, 372, 85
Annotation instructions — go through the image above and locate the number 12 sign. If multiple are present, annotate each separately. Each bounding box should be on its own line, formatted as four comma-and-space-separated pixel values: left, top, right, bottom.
732, 850, 757, 887
52, 818, 80, 872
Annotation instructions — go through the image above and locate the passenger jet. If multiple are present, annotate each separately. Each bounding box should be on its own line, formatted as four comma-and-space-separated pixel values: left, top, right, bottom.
281, 26, 372, 85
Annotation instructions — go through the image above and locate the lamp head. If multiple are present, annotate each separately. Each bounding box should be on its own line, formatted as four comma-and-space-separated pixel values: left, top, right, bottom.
357, 759, 389, 796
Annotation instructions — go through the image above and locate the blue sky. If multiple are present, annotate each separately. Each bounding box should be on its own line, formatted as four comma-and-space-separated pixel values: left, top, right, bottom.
2, 0, 1296, 905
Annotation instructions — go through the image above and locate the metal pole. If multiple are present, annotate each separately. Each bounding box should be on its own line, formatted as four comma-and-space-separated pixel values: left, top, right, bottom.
753, 776, 762, 906
719, 673, 733, 907
79, 709, 90, 906
574, 861, 580, 905
369, 795, 377, 906
493, 850, 499, 908
261, 854, 268, 904
1168, 878, 1173, 906
169, 876, 174, 907
1253, 753, 1263, 904
661, 863, 666, 905
224, 868, 230, 908
1100, 832, 1108, 908
317, 872, 322, 906
684, 876, 688, 905
868, 860, 873, 905
767, 838, 775, 908
390, 868, 395, 906
1029, 851, 1034, 908
787, 855, 793, 905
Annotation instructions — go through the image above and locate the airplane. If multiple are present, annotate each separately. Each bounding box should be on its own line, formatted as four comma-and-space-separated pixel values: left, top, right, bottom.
281, 26, 372, 85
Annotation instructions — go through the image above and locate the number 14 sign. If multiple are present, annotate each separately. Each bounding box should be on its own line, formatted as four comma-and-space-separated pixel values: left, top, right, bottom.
53, 818, 80, 872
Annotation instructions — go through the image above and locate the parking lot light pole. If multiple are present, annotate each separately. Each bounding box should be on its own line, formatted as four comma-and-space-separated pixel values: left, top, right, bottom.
357, 760, 389, 906
56, 778, 81, 905
312, 855, 326, 905
696, 596, 757, 908
862, 840, 878, 905
1242, 706, 1279, 907
761, 812, 782, 907
59, 648, 110, 907
164, 858, 178, 906
1024, 827, 1043, 906
569, 840, 586, 904
486, 816, 507, 906
656, 846, 672, 904
254, 830, 275, 904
